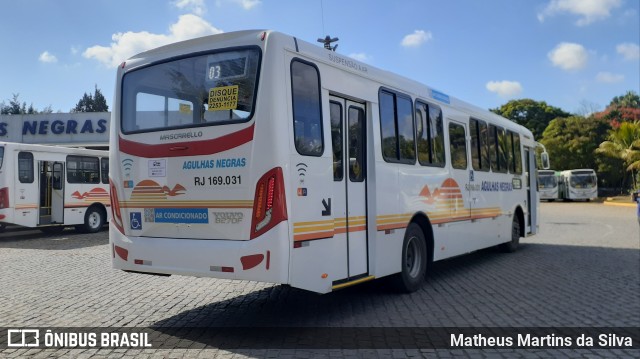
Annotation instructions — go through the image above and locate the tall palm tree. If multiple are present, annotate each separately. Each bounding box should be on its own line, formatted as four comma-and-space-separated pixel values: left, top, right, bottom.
597, 121, 640, 189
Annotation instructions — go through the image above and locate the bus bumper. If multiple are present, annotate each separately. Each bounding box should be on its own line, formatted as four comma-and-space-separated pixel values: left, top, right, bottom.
109, 221, 290, 285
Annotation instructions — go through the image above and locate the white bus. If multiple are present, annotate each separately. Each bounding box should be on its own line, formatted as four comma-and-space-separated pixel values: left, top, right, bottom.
559, 169, 597, 201
109, 30, 549, 293
0, 142, 110, 233
538, 169, 560, 201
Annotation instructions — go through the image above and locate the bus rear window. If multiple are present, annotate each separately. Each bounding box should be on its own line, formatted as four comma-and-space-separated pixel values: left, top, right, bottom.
121, 47, 261, 134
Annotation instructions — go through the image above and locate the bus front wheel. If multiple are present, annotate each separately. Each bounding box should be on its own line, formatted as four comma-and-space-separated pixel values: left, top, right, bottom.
391, 223, 427, 293
499, 216, 521, 253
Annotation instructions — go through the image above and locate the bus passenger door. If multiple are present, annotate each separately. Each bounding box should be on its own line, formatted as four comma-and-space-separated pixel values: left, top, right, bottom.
330, 96, 368, 280
525, 147, 538, 234
38, 161, 52, 225
51, 162, 64, 224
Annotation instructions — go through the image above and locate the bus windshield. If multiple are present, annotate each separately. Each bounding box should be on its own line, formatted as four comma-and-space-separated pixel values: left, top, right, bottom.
121, 47, 260, 134
0, 146, 4, 169
538, 174, 557, 188
570, 174, 596, 188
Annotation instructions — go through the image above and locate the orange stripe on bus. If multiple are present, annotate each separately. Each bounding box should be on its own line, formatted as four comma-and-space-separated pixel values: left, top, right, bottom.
293, 230, 335, 241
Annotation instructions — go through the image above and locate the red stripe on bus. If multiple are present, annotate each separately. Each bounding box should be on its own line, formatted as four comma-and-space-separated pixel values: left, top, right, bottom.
118, 124, 255, 158
240, 254, 264, 270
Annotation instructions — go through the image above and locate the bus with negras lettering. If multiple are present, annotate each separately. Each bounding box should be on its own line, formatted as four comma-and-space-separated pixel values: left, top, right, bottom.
109, 30, 549, 294
0, 141, 110, 233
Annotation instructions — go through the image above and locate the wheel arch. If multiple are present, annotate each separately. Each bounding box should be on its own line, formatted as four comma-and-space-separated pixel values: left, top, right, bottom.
87, 202, 108, 218
409, 211, 434, 266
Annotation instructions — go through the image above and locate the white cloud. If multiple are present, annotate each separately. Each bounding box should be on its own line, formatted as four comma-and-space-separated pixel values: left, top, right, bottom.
486, 80, 523, 98
348, 53, 372, 63
401, 30, 432, 48
174, 0, 206, 15
596, 71, 624, 83
616, 42, 640, 61
39, 51, 58, 63
538, 0, 622, 26
216, 0, 260, 10
70, 46, 80, 55
234, 0, 261, 10
83, 14, 222, 68
548, 42, 588, 71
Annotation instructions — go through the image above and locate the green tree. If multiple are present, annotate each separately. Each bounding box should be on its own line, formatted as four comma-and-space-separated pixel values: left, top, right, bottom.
542, 114, 627, 191
609, 90, 640, 109
1, 93, 25, 114
596, 121, 640, 190
491, 99, 571, 139
0, 93, 44, 115
541, 115, 611, 170
72, 85, 109, 112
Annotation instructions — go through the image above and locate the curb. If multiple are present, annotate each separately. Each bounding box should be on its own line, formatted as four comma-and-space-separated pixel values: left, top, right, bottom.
603, 201, 636, 208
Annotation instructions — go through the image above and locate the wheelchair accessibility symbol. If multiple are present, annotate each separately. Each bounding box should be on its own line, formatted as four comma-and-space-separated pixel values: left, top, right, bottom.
130, 212, 142, 230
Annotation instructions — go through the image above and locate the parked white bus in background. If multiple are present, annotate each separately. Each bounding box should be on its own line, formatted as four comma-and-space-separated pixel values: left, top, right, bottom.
538, 169, 560, 201
559, 169, 598, 201
0, 142, 110, 234
109, 30, 549, 294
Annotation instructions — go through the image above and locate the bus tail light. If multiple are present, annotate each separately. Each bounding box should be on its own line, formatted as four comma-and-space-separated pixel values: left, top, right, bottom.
250, 167, 287, 239
0, 187, 9, 209
109, 180, 125, 235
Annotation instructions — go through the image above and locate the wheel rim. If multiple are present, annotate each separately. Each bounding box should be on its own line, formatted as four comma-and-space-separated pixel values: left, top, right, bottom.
406, 236, 422, 278
88, 212, 101, 229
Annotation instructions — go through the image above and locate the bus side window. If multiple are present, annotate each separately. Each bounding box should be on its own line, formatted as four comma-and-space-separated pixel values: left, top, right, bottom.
470, 118, 490, 172
416, 101, 445, 167
448, 122, 467, 170
53, 163, 63, 190
378, 89, 415, 164
488, 124, 498, 172
18, 152, 34, 183
291, 59, 324, 157
330, 101, 343, 181
497, 127, 508, 173
101, 157, 109, 184
509, 131, 523, 174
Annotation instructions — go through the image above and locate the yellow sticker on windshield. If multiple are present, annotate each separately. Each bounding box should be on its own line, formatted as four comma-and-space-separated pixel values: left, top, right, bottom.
208, 85, 239, 111
179, 103, 192, 114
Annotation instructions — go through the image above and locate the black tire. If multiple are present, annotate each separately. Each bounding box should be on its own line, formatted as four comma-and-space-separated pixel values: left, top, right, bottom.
81, 206, 105, 233
40, 226, 65, 235
499, 215, 521, 253
391, 223, 427, 293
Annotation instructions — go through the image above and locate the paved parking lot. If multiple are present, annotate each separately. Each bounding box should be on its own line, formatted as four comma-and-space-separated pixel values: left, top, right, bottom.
0, 202, 638, 358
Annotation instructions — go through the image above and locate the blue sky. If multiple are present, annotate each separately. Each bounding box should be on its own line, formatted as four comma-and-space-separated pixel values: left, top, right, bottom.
0, 0, 638, 114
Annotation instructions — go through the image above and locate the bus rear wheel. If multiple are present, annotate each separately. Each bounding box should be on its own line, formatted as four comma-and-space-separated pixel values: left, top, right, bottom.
499, 216, 521, 253
80, 206, 105, 233
391, 223, 427, 293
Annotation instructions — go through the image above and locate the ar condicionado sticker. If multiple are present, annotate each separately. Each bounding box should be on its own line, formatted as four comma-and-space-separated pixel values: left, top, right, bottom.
208, 85, 239, 111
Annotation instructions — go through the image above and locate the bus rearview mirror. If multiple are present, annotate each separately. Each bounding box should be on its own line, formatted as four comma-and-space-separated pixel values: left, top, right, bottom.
541, 152, 550, 170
